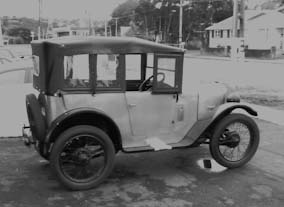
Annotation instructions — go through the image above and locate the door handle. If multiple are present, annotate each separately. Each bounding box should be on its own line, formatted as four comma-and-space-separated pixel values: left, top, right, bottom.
128, 104, 137, 108
207, 105, 215, 110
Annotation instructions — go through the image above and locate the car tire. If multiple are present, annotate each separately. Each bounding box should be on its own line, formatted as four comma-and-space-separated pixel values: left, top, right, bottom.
209, 113, 259, 168
26, 94, 46, 142
50, 125, 115, 190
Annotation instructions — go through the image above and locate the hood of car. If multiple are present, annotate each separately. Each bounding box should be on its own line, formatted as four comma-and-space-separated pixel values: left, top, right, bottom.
197, 82, 228, 120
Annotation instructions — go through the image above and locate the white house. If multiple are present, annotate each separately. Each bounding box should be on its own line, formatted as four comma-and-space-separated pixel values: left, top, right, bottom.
52, 26, 90, 38
206, 10, 284, 56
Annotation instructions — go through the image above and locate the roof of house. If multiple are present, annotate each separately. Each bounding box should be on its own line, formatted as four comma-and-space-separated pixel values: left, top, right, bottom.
206, 10, 284, 30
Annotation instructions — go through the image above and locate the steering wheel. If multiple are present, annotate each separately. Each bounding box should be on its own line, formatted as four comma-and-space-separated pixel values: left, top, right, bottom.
139, 72, 165, 91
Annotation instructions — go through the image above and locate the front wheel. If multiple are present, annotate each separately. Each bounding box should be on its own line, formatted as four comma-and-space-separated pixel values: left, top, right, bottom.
210, 113, 259, 168
50, 125, 115, 190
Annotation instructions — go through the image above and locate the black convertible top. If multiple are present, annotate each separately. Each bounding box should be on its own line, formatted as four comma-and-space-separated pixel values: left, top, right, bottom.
31, 36, 184, 54
31, 36, 184, 94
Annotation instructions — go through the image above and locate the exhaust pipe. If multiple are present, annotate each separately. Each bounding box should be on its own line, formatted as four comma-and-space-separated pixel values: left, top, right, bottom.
22, 125, 35, 146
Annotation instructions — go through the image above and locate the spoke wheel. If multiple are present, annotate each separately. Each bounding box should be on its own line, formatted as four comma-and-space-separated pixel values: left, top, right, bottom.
50, 125, 115, 190
210, 113, 259, 168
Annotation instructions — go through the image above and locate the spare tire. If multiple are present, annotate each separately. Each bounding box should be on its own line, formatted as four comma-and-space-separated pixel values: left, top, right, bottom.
26, 94, 46, 142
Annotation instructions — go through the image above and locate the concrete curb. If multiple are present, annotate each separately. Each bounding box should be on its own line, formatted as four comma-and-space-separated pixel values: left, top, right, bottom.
235, 103, 284, 126
184, 53, 284, 65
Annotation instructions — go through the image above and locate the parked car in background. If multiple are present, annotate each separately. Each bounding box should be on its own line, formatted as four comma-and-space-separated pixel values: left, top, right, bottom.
0, 47, 30, 64
24, 36, 260, 190
0, 67, 35, 137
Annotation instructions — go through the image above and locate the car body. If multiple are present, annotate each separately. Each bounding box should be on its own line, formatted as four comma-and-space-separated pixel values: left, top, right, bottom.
24, 36, 260, 190
0, 47, 31, 64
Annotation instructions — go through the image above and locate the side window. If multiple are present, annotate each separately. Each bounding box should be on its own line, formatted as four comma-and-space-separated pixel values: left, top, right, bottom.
153, 54, 182, 93
157, 58, 176, 88
96, 54, 121, 89
146, 53, 154, 79
125, 54, 141, 80
64, 54, 90, 88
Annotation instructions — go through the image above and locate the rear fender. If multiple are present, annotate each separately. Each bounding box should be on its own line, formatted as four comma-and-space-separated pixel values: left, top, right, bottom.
44, 107, 122, 150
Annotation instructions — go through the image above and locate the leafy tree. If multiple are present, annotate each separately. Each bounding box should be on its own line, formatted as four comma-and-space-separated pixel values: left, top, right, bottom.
7, 27, 31, 43
111, 0, 139, 26
110, 0, 233, 44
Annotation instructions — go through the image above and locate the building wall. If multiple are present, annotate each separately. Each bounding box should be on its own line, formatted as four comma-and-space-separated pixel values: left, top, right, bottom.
208, 30, 232, 48
208, 27, 283, 51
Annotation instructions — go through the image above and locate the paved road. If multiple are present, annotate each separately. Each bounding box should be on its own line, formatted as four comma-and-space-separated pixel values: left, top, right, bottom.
183, 56, 284, 91
0, 119, 283, 207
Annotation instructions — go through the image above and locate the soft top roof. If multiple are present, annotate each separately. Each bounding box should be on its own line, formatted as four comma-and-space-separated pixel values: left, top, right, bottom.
31, 36, 184, 54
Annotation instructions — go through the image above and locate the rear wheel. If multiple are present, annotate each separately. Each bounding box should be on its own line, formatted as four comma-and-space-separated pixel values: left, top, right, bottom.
50, 125, 115, 190
210, 113, 259, 168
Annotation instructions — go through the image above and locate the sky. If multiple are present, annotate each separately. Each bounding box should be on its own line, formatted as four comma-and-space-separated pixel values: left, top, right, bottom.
0, 0, 126, 20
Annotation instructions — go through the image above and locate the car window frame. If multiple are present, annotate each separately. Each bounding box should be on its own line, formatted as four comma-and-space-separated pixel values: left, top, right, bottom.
152, 53, 183, 94
94, 54, 125, 93
61, 53, 93, 93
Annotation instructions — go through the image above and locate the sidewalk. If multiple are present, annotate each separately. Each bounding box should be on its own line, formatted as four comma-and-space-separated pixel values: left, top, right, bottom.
237, 103, 284, 126
185, 50, 284, 65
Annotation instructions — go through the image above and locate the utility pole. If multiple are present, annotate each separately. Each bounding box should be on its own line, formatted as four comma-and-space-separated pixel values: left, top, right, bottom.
231, 0, 245, 59
144, 15, 148, 37
87, 10, 92, 36
114, 18, 118, 36
38, 0, 42, 40
232, 0, 245, 38
179, 0, 184, 47
232, 0, 238, 38
239, 0, 245, 38
0, 18, 3, 46
105, 19, 107, 36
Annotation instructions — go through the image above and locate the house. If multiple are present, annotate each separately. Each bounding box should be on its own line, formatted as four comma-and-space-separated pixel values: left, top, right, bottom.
52, 26, 90, 38
205, 10, 284, 57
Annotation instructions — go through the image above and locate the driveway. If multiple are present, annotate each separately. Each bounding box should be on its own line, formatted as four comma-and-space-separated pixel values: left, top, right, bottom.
0, 119, 283, 207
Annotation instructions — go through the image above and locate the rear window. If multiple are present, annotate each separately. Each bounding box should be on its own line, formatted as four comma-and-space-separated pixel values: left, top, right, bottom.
32, 55, 40, 76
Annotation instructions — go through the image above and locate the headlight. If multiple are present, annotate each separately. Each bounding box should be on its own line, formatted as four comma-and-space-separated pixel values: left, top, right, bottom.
226, 92, 240, 103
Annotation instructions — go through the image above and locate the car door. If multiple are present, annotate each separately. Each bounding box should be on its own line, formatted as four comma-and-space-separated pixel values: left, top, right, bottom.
125, 53, 185, 148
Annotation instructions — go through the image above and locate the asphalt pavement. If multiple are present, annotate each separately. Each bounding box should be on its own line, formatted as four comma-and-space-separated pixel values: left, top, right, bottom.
0, 119, 284, 207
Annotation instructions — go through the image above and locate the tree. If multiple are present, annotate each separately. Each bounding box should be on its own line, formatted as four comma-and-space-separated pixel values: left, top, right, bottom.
110, 0, 233, 44
111, 0, 139, 26
8, 27, 31, 43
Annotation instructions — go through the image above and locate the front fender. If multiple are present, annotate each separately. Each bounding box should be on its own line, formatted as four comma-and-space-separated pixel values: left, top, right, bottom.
186, 102, 258, 146
212, 102, 258, 120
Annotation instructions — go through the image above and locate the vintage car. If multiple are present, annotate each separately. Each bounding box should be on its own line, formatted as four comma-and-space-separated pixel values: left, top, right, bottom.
24, 36, 259, 190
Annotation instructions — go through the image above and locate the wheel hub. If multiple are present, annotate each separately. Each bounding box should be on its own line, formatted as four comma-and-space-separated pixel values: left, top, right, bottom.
224, 131, 240, 148
74, 148, 91, 164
